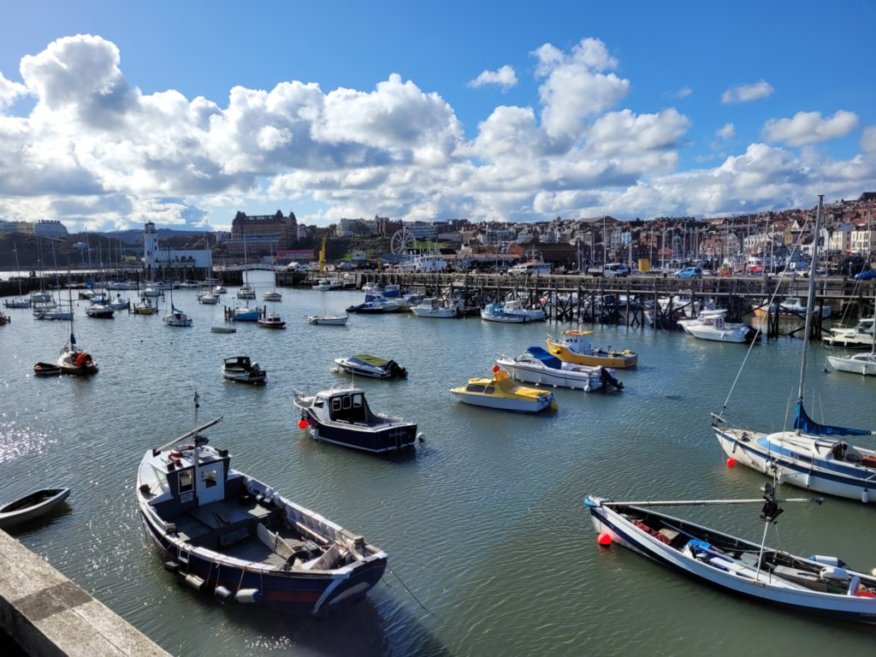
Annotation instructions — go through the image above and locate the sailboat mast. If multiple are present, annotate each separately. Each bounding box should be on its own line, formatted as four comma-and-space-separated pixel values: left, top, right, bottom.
796, 194, 823, 407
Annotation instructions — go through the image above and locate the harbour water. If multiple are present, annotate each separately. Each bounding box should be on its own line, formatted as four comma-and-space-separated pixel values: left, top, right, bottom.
1, 270, 874, 656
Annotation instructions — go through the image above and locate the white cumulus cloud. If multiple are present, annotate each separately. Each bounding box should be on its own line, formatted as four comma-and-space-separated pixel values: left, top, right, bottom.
533, 37, 630, 143
762, 110, 859, 147
468, 65, 518, 91
721, 80, 774, 104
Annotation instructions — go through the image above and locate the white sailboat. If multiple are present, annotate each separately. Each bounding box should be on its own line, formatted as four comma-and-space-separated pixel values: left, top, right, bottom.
713, 195, 876, 503
3, 244, 30, 309
163, 286, 193, 327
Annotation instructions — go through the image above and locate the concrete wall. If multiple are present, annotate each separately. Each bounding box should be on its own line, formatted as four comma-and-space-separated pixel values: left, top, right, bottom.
0, 530, 172, 657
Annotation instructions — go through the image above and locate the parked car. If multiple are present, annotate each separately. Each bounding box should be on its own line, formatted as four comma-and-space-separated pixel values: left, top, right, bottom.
674, 266, 703, 279
602, 263, 631, 278
853, 269, 876, 280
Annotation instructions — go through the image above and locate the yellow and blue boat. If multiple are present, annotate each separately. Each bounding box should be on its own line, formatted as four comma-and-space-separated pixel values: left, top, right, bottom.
449, 368, 558, 413
546, 329, 638, 369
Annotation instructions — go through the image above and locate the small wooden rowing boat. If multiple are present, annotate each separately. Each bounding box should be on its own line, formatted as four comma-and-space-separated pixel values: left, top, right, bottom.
0, 487, 71, 529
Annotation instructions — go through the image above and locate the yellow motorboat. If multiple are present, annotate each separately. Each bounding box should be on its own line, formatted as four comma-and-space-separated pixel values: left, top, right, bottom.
449, 368, 558, 413
546, 329, 638, 369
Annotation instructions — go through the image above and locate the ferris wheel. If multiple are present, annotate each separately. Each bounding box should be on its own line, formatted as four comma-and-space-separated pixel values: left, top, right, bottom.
390, 228, 415, 255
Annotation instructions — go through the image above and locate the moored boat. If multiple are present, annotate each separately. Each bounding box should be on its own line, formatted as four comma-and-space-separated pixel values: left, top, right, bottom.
306, 314, 349, 326
292, 387, 421, 454
449, 368, 558, 413
713, 196, 876, 503
0, 487, 71, 529
546, 330, 638, 368
584, 489, 876, 623
677, 309, 756, 343
136, 410, 387, 614
334, 354, 407, 380
257, 312, 286, 329
496, 347, 623, 392
221, 356, 267, 385
480, 300, 545, 323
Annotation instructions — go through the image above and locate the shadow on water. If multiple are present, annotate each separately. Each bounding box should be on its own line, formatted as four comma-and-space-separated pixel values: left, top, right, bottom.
153, 575, 451, 657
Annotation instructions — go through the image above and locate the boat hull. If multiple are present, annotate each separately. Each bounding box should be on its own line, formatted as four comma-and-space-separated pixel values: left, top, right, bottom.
306, 315, 349, 325
138, 507, 385, 615
0, 487, 70, 529
715, 426, 876, 503
585, 497, 876, 623
546, 339, 637, 368
299, 413, 418, 453
449, 390, 553, 413
826, 353, 876, 376
497, 360, 603, 392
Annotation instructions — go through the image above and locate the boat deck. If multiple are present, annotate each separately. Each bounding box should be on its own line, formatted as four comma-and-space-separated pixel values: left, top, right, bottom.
172, 498, 320, 568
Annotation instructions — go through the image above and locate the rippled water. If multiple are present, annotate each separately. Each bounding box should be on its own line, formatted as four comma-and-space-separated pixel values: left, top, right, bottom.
1, 271, 875, 657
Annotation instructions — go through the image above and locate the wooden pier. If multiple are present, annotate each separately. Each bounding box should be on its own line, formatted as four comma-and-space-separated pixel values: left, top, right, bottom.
276, 270, 875, 339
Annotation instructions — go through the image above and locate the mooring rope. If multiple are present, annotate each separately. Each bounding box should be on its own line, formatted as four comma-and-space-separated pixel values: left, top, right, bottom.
386, 562, 442, 622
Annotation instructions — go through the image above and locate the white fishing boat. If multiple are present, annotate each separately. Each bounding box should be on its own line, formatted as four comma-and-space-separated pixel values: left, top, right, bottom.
306, 314, 349, 326
136, 399, 386, 614
822, 317, 874, 349
411, 297, 461, 318
312, 279, 332, 291
584, 487, 876, 623
263, 290, 282, 302
677, 309, 755, 343
496, 347, 623, 392
480, 300, 545, 323
827, 302, 876, 375
713, 196, 876, 503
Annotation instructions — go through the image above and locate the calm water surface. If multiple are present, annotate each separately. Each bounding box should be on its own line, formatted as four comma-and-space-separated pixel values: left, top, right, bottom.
1, 271, 875, 656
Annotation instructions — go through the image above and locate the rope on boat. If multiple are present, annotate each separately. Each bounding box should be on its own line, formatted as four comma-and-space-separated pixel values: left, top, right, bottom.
386, 563, 442, 621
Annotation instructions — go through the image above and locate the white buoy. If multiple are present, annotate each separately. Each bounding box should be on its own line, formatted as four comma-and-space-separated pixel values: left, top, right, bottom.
184, 574, 205, 591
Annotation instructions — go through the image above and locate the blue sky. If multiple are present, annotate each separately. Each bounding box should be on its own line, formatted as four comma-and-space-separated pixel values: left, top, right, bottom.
1, 0, 874, 232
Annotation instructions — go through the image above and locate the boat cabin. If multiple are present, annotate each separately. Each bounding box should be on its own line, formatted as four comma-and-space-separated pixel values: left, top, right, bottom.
144, 442, 232, 514
318, 389, 376, 424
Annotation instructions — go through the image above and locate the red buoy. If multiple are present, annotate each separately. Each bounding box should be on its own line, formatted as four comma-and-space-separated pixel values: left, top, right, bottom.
597, 532, 612, 546
726, 457, 737, 468
298, 419, 308, 430
492, 364, 500, 373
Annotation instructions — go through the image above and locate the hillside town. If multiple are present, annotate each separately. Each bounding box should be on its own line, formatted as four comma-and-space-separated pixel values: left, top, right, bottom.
1, 193, 875, 277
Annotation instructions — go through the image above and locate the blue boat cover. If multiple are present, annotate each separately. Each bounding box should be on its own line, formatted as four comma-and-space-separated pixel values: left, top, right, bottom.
525, 346, 563, 370
793, 401, 873, 437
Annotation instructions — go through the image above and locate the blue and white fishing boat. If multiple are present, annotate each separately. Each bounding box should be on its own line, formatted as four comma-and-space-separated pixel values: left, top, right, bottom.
713, 196, 876, 503
137, 399, 387, 614
480, 300, 545, 323
292, 387, 420, 454
496, 347, 623, 392
584, 487, 876, 623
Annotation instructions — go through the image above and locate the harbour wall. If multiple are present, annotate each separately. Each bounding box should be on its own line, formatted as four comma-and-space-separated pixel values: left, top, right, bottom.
0, 530, 171, 657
